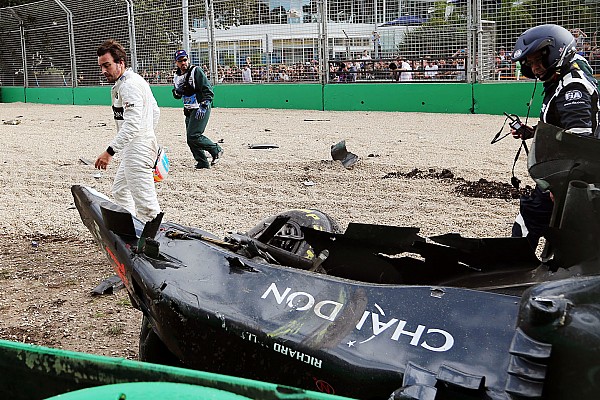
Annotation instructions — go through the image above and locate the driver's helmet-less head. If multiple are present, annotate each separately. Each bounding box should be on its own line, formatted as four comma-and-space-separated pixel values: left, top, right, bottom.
511, 24, 576, 81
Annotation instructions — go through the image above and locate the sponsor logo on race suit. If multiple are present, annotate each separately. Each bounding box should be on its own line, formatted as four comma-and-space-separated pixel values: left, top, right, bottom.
261, 282, 455, 353
112, 106, 124, 120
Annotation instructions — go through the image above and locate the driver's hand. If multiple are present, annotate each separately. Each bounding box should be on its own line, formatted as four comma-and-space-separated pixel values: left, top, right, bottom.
95, 151, 112, 170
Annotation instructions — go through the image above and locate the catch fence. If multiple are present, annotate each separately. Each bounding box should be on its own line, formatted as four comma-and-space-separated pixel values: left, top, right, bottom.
1, 0, 599, 88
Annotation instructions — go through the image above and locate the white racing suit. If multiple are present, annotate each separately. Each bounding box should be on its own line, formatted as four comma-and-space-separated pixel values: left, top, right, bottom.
109, 68, 161, 222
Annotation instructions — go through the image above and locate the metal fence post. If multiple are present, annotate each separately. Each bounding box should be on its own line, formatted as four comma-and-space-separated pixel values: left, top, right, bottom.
124, 0, 138, 72
205, 0, 218, 85
318, 0, 329, 84
182, 0, 190, 55
54, 0, 77, 87
9, 8, 28, 88
466, 0, 477, 83
476, 0, 485, 83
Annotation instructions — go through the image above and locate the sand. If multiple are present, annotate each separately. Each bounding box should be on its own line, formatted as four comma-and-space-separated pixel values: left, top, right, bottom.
0, 102, 528, 357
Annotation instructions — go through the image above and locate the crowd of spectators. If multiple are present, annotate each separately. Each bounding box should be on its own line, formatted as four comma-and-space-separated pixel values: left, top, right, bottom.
131, 33, 600, 85
140, 69, 173, 84
331, 52, 467, 83
495, 47, 514, 80
213, 61, 320, 83
137, 61, 321, 84
136, 57, 467, 85
573, 29, 600, 75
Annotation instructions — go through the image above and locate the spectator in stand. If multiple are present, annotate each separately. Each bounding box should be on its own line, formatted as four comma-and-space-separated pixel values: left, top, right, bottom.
571, 28, 588, 51
336, 62, 349, 83
411, 60, 424, 79
216, 66, 225, 83
452, 48, 468, 80
347, 62, 357, 82
498, 48, 508, 62
424, 59, 438, 79
242, 64, 252, 83
454, 58, 466, 81
496, 55, 512, 79
452, 48, 467, 58
372, 31, 381, 58
308, 64, 317, 80
278, 65, 290, 81
360, 49, 371, 64
257, 66, 267, 82
436, 59, 451, 79
329, 63, 339, 82
590, 42, 600, 73
369, 61, 381, 80
398, 57, 412, 81
224, 66, 235, 82
388, 59, 399, 81
360, 50, 372, 79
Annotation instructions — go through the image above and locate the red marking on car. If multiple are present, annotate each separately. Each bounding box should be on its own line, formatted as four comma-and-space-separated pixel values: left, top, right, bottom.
106, 246, 129, 286
314, 379, 335, 394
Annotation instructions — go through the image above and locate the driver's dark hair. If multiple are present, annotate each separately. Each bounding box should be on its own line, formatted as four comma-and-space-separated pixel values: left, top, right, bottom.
97, 39, 128, 65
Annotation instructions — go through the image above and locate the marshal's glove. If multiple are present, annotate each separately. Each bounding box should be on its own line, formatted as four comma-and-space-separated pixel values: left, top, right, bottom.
172, 87, 183, 99
195, 100, 211, 120
511, 123, 536, 140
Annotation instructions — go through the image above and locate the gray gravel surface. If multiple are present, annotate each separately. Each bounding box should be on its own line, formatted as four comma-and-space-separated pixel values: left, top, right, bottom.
0, 102, 529, 359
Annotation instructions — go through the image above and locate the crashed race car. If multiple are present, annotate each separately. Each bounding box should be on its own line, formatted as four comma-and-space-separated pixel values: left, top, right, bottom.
72, 122, 600, 400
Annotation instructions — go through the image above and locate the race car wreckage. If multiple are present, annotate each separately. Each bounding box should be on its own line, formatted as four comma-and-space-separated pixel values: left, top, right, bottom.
72, 122, 599, 400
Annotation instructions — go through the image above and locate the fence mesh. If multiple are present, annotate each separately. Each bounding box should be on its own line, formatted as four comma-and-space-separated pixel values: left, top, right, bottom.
71, 0, 130, 86
0, 6, 25, 86
132, 1, 190, 84
1, 0, 599, 87
206, 0, 323, 83
1, 0, 73, 87
484, 0, 600, 82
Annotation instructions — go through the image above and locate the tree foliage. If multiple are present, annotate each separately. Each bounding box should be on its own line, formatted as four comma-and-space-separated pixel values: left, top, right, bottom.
133, 0, 184, 70
397, 0, 600, 59
212, 0, 279, 27
485, 0, 600, 49
397, 1, 468, 59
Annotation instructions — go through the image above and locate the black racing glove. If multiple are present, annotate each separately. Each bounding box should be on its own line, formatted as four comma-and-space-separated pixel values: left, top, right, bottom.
172, 88, 183, 99
510, 119, 535, 140
516, 124, 536, 140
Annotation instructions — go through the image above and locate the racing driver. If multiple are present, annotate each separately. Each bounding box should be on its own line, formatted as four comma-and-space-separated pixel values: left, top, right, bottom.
95, 39, 161, 222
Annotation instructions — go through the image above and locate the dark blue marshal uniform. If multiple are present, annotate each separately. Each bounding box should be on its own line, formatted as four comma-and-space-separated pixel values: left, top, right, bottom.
510, 24, 600, 248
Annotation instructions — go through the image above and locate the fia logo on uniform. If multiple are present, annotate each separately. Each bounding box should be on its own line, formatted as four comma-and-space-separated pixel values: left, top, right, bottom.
565, 90, 583, 101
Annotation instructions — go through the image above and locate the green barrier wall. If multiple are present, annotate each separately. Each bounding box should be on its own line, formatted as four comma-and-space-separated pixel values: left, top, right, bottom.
26, 87, 74, 104
214, 84, 323, 110
0, 86, 25, 103
473, 81, 543, 116
324, 83, 474, 113
72, 86, 182, 107
0, 339, 351, 400
74, 86, 113, 106
70, 84, 324, 110
1, 82, 541, 116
